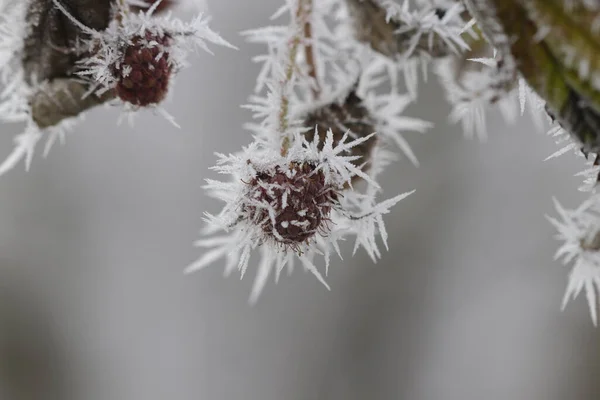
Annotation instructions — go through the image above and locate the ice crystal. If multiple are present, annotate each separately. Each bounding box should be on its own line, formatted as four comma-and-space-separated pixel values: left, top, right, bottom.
438, 53, 545, 139
549, 196, 600, 325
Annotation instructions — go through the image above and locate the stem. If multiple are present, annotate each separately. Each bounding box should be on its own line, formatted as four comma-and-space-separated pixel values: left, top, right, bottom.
115, 0, 131, 23
279, 0, 317, 156
303, 0, 320, 98
278, 35, 300, 135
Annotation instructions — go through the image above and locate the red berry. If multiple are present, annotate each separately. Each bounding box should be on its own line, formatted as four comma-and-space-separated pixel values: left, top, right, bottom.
245, 162, 338, 247
115, 32, 172, 107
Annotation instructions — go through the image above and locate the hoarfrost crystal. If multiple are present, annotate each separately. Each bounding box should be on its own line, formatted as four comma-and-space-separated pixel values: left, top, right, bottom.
549, 196, 600, 325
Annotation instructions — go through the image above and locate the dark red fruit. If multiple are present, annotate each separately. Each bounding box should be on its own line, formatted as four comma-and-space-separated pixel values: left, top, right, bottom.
246, 162, 338, 246
116, 32, 172, 107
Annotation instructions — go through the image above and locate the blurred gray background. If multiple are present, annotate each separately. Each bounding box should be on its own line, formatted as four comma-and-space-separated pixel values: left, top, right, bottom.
0, 1, 597, 399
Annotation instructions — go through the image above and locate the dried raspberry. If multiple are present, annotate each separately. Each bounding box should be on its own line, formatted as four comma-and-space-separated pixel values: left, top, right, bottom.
303, 90, 377, 177
115, 32, 172, 107
246, 162, 338, 246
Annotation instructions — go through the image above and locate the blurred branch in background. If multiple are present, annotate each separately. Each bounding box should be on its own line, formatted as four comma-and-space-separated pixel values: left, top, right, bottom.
0, 266, 67, 400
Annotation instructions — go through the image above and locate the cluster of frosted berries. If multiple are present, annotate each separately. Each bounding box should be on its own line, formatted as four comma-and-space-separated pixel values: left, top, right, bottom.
303, 90, 377, 177
244, 161, 339, 248
115, 31, 173, 106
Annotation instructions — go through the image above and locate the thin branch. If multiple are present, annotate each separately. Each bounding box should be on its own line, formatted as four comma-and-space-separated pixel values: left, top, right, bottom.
303, 0, 320, 98
115, 0, 131, 24
279, 0, 315, 155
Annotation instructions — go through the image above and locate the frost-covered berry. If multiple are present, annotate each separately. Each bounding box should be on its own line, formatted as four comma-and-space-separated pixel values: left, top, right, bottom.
245, 161, 338, 246
70, 1, 234, 112
115, 32, 172, 107
303, 90, 377, 176
188, 135, 414, 301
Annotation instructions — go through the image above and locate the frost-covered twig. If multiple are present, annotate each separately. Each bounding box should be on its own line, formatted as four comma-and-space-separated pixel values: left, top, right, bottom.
301, 0, 320, 98
277, 0, 311, 152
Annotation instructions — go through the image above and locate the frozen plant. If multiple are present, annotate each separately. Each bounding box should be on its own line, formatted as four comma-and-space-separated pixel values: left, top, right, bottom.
186, 0, 426, 301
188, 0, 600, 311
4, 0, 600, 317
452, 0, 600, 324
0, 0, 232, 174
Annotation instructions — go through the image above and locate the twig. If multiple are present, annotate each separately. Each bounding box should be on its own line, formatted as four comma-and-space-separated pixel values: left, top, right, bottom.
279, 0, 316, 155
303, 0, 320, 98
115, 0, 131, 24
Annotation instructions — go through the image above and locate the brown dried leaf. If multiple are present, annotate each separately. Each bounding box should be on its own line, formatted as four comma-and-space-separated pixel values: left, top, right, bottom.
22, 0, 115, 128
30, 79, 115, 129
